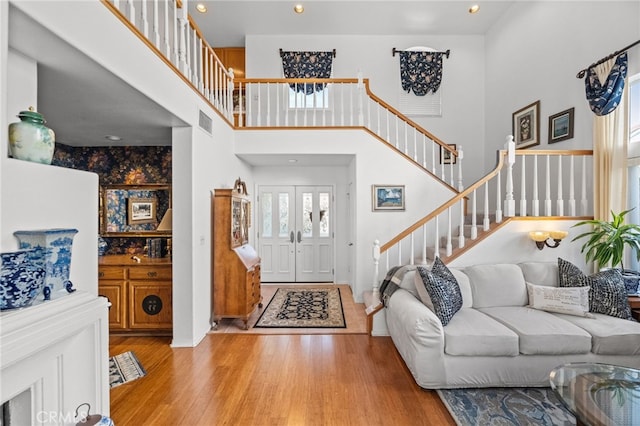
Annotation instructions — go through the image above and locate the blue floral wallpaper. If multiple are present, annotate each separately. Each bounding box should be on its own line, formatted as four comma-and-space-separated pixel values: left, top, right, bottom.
53, 144, 172, 255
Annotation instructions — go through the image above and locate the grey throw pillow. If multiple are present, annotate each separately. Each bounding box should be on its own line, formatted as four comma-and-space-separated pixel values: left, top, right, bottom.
558, 258, 634, 321
416, 257, 463, 325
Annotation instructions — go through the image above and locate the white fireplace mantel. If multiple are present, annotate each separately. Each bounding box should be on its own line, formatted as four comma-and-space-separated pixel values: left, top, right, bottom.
0, 291, 109, 425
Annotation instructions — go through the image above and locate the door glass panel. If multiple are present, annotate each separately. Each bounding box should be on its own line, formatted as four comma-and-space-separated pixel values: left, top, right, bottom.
262, 193, 272, 238
319, 192, 329, 237
302, 192, 313, 237
278, 192, 289, 237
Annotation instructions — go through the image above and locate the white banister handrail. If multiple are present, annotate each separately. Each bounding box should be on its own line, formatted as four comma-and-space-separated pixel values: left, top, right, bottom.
371, 146, 594, 293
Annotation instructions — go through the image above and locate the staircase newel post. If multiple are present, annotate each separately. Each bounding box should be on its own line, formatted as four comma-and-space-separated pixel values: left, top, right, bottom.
372, 240, 381, 303
503, 135, 516, 217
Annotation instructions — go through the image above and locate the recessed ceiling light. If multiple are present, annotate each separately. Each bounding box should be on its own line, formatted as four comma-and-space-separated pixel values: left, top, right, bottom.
293, 4, 304, 14
196, 3, 207, 13
288, 159, 298, 163
468, 4, 480, 14
105, 135, 122, 141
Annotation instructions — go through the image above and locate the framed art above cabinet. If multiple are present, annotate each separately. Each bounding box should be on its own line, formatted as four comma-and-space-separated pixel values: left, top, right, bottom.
100, 184, 172, 237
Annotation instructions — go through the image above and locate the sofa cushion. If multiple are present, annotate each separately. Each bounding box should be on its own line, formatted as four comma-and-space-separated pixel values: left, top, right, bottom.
393, 265, 419, 298
416, 258, 463, 326
465, 264, 528, 308
552, 312, 640, 355
526, 282, 592, 317
443, 308, 519, 356
478, 306, 592, 355
519, 262, 558, 287
558, 258, 634, 320
415, 267, 472, 309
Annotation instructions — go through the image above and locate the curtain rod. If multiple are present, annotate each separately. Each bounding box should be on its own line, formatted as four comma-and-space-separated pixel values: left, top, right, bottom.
392, 47, 450, 58
576, 39, 640, 79
279, 48, 336, 58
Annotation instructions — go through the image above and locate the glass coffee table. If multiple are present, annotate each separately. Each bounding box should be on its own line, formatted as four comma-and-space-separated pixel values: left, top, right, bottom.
550, 363, 640, 426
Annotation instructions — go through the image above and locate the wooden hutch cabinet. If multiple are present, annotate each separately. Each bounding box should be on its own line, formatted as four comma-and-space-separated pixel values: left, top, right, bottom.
98, 255, 172, 334
212, 187, 261, 330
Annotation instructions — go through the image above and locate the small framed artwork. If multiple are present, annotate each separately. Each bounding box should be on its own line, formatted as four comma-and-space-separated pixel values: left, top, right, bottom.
440, 144, 457, 165
548, 107, 574, 144
372, 185, 405, 211
512, 100, 540, 149
128, 197, 157, 225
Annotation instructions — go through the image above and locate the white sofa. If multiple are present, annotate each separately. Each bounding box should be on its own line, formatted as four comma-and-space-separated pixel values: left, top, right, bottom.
384, 262, 640, 389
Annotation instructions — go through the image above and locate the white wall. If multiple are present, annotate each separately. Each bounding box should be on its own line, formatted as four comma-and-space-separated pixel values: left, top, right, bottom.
449, 219, 588, 271
3, 40, 98, 298
485, 1, 640, 167
245, 34, 487, 186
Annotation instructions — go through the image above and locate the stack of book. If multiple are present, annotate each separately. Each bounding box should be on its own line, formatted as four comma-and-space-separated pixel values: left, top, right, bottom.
146, 238, 165, 258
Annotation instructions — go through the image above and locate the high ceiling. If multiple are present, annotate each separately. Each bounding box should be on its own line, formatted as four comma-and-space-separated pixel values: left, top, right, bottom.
188, 0, 515, 47
8, 1, 514, 152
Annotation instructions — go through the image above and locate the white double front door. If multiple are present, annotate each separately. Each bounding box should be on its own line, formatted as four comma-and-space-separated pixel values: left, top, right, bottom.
258, 185, 333, 282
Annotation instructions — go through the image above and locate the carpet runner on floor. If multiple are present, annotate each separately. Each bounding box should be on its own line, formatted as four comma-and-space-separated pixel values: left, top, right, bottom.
109, 351, 146, 389
254, 287, 346, 328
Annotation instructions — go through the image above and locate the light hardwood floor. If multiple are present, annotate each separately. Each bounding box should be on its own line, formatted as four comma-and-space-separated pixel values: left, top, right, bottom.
109, 285, 455, 425
109, 334, 455, 425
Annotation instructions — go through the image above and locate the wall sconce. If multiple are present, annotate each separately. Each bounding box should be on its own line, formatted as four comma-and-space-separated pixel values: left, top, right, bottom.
529, 230, 568, 250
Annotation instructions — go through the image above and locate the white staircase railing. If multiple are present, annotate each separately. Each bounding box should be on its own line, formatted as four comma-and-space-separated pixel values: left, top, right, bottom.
371, 137, 594, 300
102, 0, 464, 191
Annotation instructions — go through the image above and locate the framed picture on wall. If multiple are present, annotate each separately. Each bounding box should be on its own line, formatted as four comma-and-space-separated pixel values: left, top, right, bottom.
512, 100, 540, 149
128, 197, 157, 224
372, 185, 405, 211
548, 107, 574, 144
440, 144, 457, 164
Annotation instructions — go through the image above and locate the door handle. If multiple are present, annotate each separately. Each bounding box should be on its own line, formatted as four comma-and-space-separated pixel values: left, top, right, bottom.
297, 231, 302, 243
290, 231, 295, 243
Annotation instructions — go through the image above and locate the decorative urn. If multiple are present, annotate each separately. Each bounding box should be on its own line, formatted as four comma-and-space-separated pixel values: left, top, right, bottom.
8, 107, 55, 165
13, 228, 78, 300
0, 249, 46, 310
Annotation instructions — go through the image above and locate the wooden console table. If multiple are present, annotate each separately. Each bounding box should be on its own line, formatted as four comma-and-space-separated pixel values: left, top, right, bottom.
99, 255, 172, 335
629, 295, 640, 321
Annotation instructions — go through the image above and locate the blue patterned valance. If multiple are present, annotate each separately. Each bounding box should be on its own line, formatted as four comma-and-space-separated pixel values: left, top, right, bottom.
584, 53, 627, 116
399, 51, 444, 96
281, 51, 334, 94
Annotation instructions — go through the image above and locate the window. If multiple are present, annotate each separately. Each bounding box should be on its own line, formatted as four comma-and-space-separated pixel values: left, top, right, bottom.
627, 73, 640, 271
288, 86, 329, 109
630, 74, 640, 144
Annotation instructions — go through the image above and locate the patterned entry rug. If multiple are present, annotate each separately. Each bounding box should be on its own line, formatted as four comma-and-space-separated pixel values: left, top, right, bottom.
437, 387, 576, 425
254, 287, 346, 328
109, 351, 146, 389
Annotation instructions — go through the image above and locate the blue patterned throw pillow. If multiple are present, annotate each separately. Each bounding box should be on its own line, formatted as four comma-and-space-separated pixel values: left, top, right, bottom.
558, 258, 634, 321
416, 257, 463, 325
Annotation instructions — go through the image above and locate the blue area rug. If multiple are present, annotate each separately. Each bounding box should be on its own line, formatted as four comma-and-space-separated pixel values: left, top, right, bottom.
437, 387, 576, 425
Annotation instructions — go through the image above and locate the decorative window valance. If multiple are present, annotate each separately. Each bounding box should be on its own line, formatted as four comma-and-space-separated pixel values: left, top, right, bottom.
398, 50, 445, 96
584, 52, 628, 116
280, 50, 335, 94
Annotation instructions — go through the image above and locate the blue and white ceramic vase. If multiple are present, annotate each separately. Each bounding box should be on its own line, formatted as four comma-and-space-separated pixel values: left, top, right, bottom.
13, 228, 78, 300
8, 107, 55, 165
0, 249, 46, 310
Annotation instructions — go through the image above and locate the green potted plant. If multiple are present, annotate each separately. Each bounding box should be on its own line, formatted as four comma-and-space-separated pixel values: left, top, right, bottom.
572, 209, 640, 294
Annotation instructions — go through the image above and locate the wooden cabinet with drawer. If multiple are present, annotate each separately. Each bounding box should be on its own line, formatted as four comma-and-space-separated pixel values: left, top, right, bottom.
212, 188, 262, 330
98, 255, 172, 334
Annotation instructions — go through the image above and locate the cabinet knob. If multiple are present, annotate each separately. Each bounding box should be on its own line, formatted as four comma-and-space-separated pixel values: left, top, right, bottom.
99, 272, 105, 278
147, 271, 158, 278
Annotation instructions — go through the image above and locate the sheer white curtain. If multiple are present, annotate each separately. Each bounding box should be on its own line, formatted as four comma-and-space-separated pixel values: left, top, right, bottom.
593, 58, 629, 220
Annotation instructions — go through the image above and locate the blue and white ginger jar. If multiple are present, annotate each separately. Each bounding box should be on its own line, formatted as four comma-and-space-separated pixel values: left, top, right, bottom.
0, 249, 46, 310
